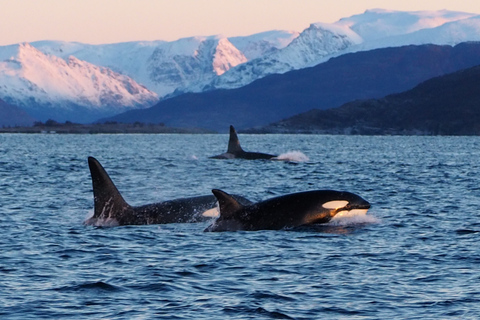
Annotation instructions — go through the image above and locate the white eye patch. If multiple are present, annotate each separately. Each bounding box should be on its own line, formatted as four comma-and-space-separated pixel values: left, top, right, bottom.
322, 200, 349, 210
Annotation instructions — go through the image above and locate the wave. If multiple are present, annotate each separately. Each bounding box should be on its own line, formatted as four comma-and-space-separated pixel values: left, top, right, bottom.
54, 281, 122, 293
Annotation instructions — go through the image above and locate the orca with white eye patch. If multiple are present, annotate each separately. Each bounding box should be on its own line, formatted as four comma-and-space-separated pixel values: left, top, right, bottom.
205, 189, 371, 232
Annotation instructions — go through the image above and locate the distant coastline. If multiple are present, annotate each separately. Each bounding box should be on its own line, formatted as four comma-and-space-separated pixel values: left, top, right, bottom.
0, 120, 214, 134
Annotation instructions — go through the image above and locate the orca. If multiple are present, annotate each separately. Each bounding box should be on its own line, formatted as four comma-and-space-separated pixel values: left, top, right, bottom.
86, 156, 251, 226
210, 125, 277, 160
204, 189, 371, 232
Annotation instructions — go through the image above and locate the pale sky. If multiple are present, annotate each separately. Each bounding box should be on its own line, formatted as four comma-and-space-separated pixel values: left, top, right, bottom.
0, 0, 479, 45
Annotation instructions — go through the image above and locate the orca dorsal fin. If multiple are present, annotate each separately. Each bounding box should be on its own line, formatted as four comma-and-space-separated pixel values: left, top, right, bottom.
227, 125, 244, 154
212, 189, 244, 218
88, 157, 131, 221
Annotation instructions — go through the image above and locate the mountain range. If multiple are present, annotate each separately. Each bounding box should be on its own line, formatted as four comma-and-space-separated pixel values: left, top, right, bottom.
30, 31, 298, 98
1, 9, 480, 127
251, 64, 480, 135
102, 42, 480, 131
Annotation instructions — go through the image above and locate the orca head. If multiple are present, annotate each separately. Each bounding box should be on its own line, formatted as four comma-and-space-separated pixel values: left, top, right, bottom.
204, 189, 246, 232
320, 191, 371, 221
300, 190, 370, 225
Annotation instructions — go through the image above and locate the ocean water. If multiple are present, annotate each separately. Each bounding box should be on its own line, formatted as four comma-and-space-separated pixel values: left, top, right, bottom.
1, 133, 479, 319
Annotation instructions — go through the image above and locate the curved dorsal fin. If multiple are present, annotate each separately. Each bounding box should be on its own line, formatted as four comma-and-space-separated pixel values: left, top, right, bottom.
88, 157, 131, 220
227, 125, 244, 154
212, 189, 244, 218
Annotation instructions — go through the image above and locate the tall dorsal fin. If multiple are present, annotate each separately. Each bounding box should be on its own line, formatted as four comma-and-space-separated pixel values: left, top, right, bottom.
88, 157, 131, 220
227, 125, 244, 154
212, 189, 244, 218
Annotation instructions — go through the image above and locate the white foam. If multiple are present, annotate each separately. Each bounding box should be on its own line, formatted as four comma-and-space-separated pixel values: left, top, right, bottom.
84, 210, 121, 227
84, 217, 120, 227
328, 209, 379, 226
273, 151, 309, 162
85, 209, 94, 220
201, 206, 220, 218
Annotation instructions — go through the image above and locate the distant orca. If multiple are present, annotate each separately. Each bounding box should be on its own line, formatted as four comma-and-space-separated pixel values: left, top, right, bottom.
205, 189, 371, 232
210, 125, 277, 160
86, 156, 251, 226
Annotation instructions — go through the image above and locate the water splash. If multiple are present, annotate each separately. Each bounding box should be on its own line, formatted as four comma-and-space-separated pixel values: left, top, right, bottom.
84, 209, 94, 220
328, 212, 380, 226
274, 151, 309, 162
83, 209, 120, 227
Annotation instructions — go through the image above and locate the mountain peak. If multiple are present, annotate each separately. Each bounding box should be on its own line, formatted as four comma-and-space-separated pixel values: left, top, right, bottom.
18, 42, 34, 49
16, 42, 46, 60
308, 22, 363, 44
212, 38, 247, 75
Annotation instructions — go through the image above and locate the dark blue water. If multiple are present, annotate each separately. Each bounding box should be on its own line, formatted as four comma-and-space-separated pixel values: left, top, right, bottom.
1, 134, 480, 319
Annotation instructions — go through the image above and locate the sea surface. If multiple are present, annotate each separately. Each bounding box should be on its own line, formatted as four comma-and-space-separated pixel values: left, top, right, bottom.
1, 133, 480, 319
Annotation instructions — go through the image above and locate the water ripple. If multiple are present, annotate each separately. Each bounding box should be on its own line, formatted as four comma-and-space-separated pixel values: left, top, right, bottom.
1, 135, 480, 319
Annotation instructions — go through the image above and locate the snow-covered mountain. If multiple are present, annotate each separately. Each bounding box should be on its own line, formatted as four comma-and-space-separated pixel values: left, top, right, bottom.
0, 43, 158, 122
212, 9, 480, 90
211, 23, 363, 89
0, 30, 298, 123
31, 32, 297, 97
356, 14, 480, 49
229, 30, 300, 60
337, 9, 475, 41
